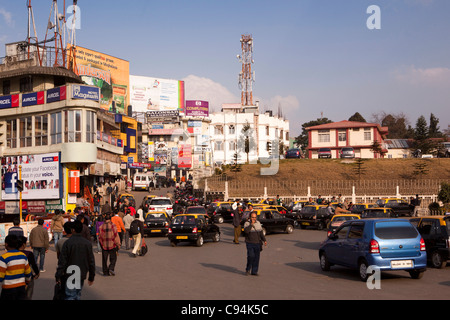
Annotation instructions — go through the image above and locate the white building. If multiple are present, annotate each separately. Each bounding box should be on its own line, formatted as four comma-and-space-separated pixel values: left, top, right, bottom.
209, 103, 290, 165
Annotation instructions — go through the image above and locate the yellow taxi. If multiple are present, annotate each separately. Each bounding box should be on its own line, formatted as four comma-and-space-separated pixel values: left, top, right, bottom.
350, 202, 378, 214
326, 214, 361, 236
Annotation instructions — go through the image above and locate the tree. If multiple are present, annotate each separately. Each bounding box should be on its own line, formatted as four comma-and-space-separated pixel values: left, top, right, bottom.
428, 113, 442, 138
238, 120, 254, 164
438, 182, 450, 204
352, 158, 367, 181
413, 115, 433, 153
412, 161, 429, 178
348, 112, 366, 123
370, 141, 386, 158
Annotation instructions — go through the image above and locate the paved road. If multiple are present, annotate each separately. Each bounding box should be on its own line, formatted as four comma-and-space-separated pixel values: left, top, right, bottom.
29, 189, 449, 302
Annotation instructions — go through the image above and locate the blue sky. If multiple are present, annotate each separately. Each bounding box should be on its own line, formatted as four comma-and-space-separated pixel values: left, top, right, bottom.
1, 0, 450, 136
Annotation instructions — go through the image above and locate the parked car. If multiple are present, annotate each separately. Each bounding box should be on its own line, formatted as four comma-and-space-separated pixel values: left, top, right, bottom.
339, 147, 355, 159
168, 213, 220, 247
319, 219, 427, 281
148, 197, 173, 217
326, 214, 361, 237
376, 198, 414, 217
298, 205, 330, 230
143, 211, 171, 236
350, 203, 378, 215
186, 206, 208, 215
360, 208, 397, 219
241, 209, 295, 236
409, 216, 450, 268
318, 148, 332, 159
132, 174, 153, 191
285, 148, 302, 159
211, 201, 234, 223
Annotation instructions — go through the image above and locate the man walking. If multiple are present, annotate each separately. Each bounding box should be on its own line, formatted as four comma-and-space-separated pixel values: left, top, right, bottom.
51, 210, 65, 247
232, 200, 242, 244
243, 213, 267, 276
122, 209, 134, 250
29, 219, 49, 273
130, 213, 144, 257
55, 220, 95, 300
98, 214, 120, 276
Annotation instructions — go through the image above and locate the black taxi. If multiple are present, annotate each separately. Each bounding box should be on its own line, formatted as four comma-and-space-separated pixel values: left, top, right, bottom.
241, 208, 295, 236
168, 213, 220, 247
409, 215, 450, 269
143, 211, 171, 236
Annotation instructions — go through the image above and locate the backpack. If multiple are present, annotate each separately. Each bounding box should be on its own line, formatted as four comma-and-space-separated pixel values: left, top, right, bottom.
129, 220, 140, 235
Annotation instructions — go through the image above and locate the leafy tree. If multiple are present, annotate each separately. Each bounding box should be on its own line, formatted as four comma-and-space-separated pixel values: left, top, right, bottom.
352, 158, 367, 181
371, 141, 386, 158
381, 113, 411, 139
412, 115, 433, 153
428, 113, 442, 138
438, 182, 450, 204
348, 112, 366, 122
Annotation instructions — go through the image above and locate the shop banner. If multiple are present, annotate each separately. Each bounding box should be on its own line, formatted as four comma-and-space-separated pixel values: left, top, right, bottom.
46, 86, 66, 103
72, 85, 100, 101
0, 94, 19, 109
22, 91, 45, 107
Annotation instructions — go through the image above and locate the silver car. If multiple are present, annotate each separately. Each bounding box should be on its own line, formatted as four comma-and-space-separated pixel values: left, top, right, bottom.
340, 147, 355, 158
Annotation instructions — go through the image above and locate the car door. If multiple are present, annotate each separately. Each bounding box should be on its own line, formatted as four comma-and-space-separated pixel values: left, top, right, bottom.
418, 218, 438, 255
341, 222, 365, 268
261, 210, 274, 233
326, 224, 351, 265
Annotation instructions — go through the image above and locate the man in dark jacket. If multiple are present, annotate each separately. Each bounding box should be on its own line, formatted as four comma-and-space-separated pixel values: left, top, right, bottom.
243, 212, 267, 276
55, 220, 95, 300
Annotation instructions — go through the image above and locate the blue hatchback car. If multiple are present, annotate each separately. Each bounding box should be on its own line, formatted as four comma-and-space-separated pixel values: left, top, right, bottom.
319, 219, 427, 281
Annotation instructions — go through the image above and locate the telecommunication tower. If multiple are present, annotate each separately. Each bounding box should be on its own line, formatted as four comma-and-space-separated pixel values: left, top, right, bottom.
237, 34, 255, 106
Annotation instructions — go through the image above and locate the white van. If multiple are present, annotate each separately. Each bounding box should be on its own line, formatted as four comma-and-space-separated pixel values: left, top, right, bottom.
133, 174, 153, 191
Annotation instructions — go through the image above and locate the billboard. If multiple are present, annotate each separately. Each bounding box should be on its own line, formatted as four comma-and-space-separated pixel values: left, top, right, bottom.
71, 46, 130, 114
1, 153, 62, 200
185, 100, 209, 117
130, 75, 185, 113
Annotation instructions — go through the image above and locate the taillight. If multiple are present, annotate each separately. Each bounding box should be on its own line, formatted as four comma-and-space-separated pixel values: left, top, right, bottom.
149, 207, 155, 210
327, 231, 332, 237
192, 227, 197, 233
168, 228, 172, 234
167, 207, 172, 210
369, 239, 380, 254
420, 238, 426, 251
164, 222, 169, 227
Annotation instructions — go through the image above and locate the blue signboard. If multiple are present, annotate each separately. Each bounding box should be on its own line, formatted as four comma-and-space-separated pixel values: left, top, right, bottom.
72, 85, 100, 101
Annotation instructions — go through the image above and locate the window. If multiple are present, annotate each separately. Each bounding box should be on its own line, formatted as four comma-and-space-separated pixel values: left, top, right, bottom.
229, 125, 235, 135
6, 119, 17, 148
65, 110, 82, 142
318, 130, 330, 143
86, 110, 96, 143
266, 126, 269, 135
214, 140, 223, 151
364, 128, 371, 141
336, 225, 350, 238
229, 141, 236, 151
19, 117, 32, 147
19, 76, 33, 93
214, 125, 223, 135
348, 224, 364, 239
35, 115, 48, 146
50, 112, 62, 144
2, 80, 10, 95
338, 130, 346, 142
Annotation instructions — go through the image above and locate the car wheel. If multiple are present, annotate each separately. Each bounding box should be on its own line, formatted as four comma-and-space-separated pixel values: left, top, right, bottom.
285, 224, 294, 234
431, 251, 446, 269
320, 252, 330, 271
196, 235, 204, 247
409, 270, 424, 279
213, 232, 220, 242
217, 216, 224, 224
317, 221, 325, 231
358, 259, 369, 282
262, 227, 267, 236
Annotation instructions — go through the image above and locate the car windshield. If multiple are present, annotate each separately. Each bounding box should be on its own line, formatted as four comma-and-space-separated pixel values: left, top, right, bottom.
172, 216, 196, 225
187, 207, 206, 214
375, 221, 418, 239
145, 213, 167, 221
302, 207, 318, 213
333, 216, 358, 223
151, 199, 171, 206
361, 210, 389, 218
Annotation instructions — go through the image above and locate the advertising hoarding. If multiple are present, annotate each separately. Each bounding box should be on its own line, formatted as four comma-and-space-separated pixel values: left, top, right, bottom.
1, 153, 62, 200
185, 100, 209, 117
130, 75, 185, 113
71, 46, 130, 114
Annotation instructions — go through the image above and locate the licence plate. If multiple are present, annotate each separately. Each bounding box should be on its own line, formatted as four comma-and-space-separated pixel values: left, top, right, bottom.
151, 230, 161, 233
176, 236, 188, 239
302, 222, 310, 226
391, 260, 413, 269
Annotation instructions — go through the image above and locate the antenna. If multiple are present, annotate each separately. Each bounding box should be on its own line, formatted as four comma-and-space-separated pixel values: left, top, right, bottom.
26, 0, 42, 65
42, 0, 66, 67
237, 34, 255, 106
66, 0, 78, 72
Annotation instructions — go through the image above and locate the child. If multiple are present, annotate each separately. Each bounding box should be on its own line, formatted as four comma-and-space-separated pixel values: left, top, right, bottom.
0, 235, 32, 300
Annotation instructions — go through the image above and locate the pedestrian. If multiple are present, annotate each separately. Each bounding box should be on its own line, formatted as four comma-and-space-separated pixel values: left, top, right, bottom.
18, 236, 39, 300
76, 214, 92, 241
412, 194, 422, 217
111, 211, 126, 245
51, 210, 65, 247
102, 201, 112, 215
95, 215, 104, 254
29, 218, 49, 273
122, 208, 134, 250
232, 202, 242, 244
243, 212, 267, 276
98, 214, 120, 276
7, 219, 24, 238
0, 235, 32, 300
130, 213, 144, 257
55, 220, 95, 300
55, 221, 74, 260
